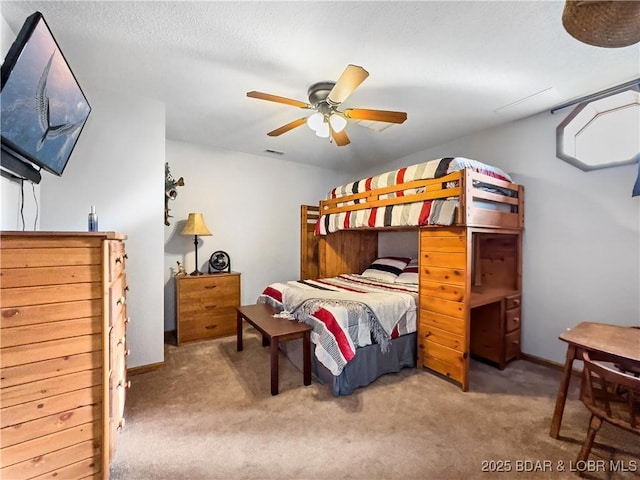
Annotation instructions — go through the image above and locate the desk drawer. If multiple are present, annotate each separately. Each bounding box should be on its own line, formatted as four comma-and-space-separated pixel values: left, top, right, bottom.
505, 329, 521, 361
505, 308, 521, 333
506, 294, 521, 310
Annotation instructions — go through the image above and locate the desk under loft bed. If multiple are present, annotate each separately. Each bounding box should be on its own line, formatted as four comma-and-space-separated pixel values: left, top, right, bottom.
297, 157, 525, 393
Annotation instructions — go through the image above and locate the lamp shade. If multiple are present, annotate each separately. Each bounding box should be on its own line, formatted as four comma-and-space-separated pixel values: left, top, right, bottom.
180, 213, 212, 236
329, 113, 347, 133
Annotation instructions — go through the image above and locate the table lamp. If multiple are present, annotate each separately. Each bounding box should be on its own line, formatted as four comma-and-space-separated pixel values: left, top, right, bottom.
180, 213, 212, 275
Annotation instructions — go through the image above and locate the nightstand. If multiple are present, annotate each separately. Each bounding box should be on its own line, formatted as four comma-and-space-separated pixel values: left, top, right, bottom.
175, 272, 241, 345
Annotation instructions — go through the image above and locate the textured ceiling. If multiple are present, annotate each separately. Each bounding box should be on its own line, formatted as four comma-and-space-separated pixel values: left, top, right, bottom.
1, 1, 639, 173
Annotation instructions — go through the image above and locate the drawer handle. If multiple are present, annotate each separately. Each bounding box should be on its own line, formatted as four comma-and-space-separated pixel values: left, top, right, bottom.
125, 285, 130, 292
117, 296, 126, 306
512, 299, 520, 306
424, 331, 431, 338
124, 253, 128, 260
117, 336, 126, 346
125, 349, 131, 357
118, 380, 132, 389
115, 256, 123, 264
513, 317, 520, 324
2, 309, 19, 318
205, 305, 218, 309
117, 418, 125, 431
125, 317, 131, 324
204, 285, 217, 289
205, 325, 218, 330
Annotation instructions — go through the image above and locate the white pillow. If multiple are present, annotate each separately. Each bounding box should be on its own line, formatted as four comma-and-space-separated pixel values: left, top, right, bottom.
361, 257, 411, 283
395, 259, 419, 284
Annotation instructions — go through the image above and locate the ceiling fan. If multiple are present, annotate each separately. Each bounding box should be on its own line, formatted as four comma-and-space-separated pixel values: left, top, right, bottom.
247, 64, 407, 146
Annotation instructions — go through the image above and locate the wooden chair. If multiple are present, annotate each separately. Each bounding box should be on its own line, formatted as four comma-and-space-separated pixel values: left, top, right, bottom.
577, 351, 640, 467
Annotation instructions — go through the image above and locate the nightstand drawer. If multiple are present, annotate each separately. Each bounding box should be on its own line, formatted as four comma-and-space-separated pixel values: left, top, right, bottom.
178, 290, 239, 311
178, 276, 239, 303
178, 308, 237, 343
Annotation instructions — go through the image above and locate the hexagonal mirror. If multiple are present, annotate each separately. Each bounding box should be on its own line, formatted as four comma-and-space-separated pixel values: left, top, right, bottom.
556, 86, 640, 171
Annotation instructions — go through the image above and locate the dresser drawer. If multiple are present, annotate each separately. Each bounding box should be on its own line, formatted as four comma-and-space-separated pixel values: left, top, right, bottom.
505, 307, 521, 333
178, 308, 237, 343
108, 241, 127, 283
109, 274, 128, 326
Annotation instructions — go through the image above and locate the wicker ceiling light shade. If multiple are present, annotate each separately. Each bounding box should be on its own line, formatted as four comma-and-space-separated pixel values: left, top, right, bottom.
562, 1, 640, 48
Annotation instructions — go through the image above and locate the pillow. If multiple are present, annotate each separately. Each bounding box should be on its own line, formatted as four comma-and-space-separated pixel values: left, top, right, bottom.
361, 256, 411, 283
395, 259, 419, 284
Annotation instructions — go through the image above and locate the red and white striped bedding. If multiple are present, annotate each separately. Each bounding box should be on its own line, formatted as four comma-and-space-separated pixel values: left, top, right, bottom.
317, 157, 513, 234
257, 274, 418, 376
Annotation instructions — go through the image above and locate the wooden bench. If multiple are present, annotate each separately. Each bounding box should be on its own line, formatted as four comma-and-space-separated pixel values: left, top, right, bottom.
236, 303, 312, 395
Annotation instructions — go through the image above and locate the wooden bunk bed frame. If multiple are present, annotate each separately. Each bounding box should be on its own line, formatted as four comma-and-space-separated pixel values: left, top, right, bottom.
300, 168, 525, 391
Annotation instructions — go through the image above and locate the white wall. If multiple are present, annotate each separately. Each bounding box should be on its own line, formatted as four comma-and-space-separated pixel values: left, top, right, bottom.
40, 86, 166, 369
163, 140, 346, 331
361, 111, 640, 364
1, 14, 40, 230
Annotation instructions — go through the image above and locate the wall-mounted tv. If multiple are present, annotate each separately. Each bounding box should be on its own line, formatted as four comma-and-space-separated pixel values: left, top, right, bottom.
1, 11, 91, 182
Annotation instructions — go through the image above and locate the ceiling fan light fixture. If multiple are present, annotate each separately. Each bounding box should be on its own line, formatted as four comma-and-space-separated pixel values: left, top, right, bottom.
329, 113, 347, 133
307, 112, 324, 131
315, 121, 330, 138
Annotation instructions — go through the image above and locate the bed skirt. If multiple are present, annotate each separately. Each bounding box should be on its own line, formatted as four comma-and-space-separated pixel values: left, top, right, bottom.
280, 333, 417, 396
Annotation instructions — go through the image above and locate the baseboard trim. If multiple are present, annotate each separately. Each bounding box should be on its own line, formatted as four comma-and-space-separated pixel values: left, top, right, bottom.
520, 352, 582, 377
127, 361, 165, 376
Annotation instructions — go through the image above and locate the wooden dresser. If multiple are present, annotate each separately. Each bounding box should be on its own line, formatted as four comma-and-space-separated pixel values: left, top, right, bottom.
0, 231, 130, 480
175, 272, 241, 345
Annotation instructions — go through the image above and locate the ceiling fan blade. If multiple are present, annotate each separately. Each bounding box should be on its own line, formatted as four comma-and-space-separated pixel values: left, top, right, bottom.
330, 125, 351, 146
326, 65, 369, 106
343, 108, 407, 124
267, 117, 308, 136
247, 91, 312, 109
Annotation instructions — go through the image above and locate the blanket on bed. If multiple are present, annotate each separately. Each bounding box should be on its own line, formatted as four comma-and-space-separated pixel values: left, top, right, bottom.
257, 274, 418, 376
317, 157, 513, 234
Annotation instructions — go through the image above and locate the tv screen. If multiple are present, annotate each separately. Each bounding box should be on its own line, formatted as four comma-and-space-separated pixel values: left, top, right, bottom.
1, 11, 91, 177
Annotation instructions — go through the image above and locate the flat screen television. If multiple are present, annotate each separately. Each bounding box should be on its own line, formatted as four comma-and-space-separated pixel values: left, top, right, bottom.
1, 11, 91, 181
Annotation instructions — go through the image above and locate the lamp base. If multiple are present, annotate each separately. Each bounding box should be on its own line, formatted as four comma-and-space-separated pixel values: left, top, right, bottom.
190, 270, 204, 276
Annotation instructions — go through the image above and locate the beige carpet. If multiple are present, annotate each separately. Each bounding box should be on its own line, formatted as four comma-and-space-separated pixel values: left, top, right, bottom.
110, 327, 640, 480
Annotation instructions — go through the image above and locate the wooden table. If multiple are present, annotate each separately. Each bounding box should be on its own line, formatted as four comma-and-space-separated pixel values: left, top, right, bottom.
236, 304, 312, 396
549, 322, 640, 438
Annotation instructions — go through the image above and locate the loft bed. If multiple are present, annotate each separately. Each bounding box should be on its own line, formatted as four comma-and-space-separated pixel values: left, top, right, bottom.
316, 156, 523, 234
278, 157, 524, 394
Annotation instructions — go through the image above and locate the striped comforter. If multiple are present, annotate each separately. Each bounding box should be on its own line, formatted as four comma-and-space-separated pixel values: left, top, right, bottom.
317, 157, 513, 234
257, 274, 418, 376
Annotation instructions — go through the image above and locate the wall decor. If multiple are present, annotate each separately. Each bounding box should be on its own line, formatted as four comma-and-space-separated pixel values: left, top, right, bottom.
165, 162, 184, 226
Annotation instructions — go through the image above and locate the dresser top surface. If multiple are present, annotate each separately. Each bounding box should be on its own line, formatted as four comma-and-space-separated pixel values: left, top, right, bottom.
1, 231, 127, 240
